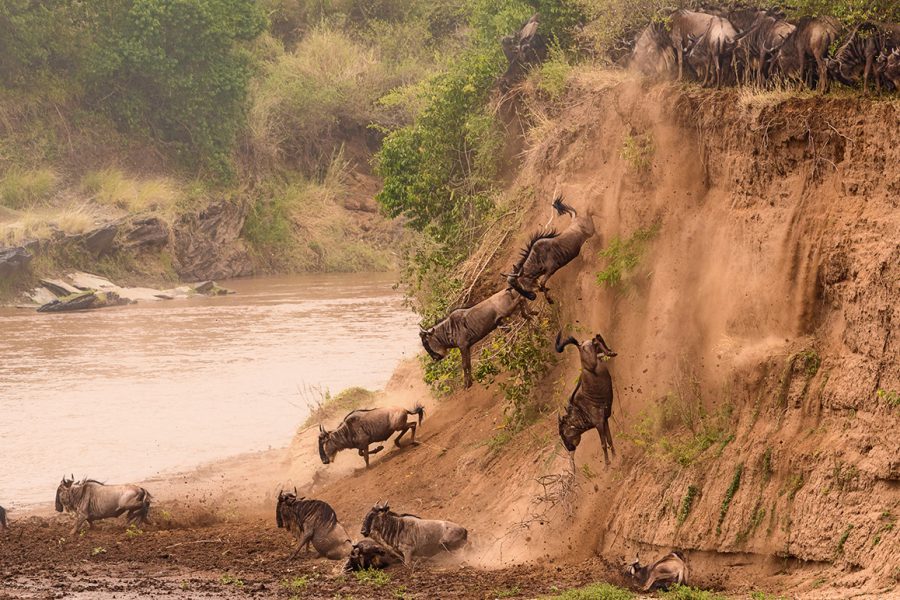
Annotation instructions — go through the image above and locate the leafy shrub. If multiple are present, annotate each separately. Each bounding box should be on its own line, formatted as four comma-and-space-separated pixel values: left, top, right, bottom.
530, 45, 572, 100
84, 0, 266, 178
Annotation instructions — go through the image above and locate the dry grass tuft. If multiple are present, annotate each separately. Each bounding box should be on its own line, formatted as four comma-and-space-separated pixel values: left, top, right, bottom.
81, 169, 179, 213
0, 168, 58, 210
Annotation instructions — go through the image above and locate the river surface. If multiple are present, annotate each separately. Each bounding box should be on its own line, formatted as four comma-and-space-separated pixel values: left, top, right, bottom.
0, 273, 418, 506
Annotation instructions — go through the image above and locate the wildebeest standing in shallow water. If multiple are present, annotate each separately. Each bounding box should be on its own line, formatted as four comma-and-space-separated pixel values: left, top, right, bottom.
276, 491, 351, 559
55, 476, 152, 535
420, 288, 532, 388
361, 502, 467, 565
318, 404, 424, 467
556, 331, 617, 465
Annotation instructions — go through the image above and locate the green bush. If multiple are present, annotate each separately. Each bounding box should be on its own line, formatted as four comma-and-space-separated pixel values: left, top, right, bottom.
83, 0, 266, 178
596, 222, 659, 288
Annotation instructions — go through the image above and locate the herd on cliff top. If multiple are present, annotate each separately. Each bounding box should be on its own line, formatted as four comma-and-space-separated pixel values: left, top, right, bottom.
7, 7, 892, 593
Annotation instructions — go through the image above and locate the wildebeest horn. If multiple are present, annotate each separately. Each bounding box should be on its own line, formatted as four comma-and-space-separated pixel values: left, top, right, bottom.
319, 423, 325, 433
293, 486, 297, 495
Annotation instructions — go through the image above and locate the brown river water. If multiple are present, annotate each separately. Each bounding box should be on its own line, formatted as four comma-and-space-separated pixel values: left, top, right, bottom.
0, 273, 418, 507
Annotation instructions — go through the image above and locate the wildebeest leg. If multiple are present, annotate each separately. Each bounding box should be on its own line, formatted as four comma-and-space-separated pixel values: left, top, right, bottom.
816, 54, 828, 93
677, 43, 684, 81
518, 301, 534, 320
460, 345, 473, 388
290, 530, 315, 559
604, 417, 616, 457
394, 423, 418, 447
863, 52, 873, 93
71, 515, 86, 535
596, 426, 610, 465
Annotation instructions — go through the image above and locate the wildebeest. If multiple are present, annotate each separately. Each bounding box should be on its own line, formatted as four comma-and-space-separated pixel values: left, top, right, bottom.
0, 505, 7, 530
668, 10, 718, 81
555, 331, 617, 465
629, 551, 688, 591
276, 491, 351, 559
687, 17, 739, 88
360, 502, 467, 565
318, 404, 424, 467
506, 196, 595, 304
420, 288, 532, 388
342, 537, 401, 572
828, 22, 900, 92
877, 48, 900, 90
732, 12, 795, 86
775, 17, 841, 92
631, 22, 676, 78
55, 476, 152, 534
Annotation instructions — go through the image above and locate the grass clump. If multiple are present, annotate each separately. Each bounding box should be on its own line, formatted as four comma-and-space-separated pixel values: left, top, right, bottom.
620, 132, 654, 173
836, 524, 853, 555
677, 484, 700, 526
630, 387, 733, 467
877, 389, 900, 408
543, 582, 634, 600
0, 168, 58, 209
530, 45, 571, 100
302, 387, 377, 428
659, 584, 727, 600
219, 574, 244, 588
281, 576, 309, 591
596, 222, 660, 289
493, 585, 522, 598
354, 567, 390, 586
717, 463, 743, 535
81, 170, 179, 214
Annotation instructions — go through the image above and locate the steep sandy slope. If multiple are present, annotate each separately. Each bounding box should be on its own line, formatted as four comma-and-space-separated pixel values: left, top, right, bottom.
288, 74, 899, 598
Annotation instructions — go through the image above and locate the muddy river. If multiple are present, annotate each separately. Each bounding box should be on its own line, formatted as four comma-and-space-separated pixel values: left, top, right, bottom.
0, 273, 418, 507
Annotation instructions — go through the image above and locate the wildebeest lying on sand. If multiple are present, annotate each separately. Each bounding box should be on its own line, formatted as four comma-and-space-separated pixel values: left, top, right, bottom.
361, 502, 467, 565
556, 331, 617, 465
342, 537, 401, 572
276, 491, 351, 559
420, 288, 532, 388
506, 196, 595, 304
318, 404, 424, 467
55, 476, 152, 535
629, 551, 687, 591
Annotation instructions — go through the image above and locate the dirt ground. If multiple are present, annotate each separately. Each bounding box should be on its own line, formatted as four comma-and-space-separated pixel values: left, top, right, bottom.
0, 515, 641, 600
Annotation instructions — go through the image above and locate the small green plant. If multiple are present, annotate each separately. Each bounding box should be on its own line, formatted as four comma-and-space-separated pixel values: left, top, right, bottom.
493, 585, 522, 598
759, 448, 773, 483
796, 349, 821, 376
91, 546, 106, 556
677, 484, 700, 526
784, 473, 805, 501
596, 222, 660, 289
736, 501, 767, 544
354, 568, 390, 586
542, 582, 634, 599
219, 574, 244, 588
749, 592, 787, 600
877, 388, 900, 408
811, 577, 826, 588
393, 585, 408, 599
836, 524, 853, 555
532, 45, 571, 100
659, 584, 727, 600
282, 576, 309, 591
581, 463, 597, 480
717, 463, 743, 534
125, 524, 143, 538
620, 132, 654, 173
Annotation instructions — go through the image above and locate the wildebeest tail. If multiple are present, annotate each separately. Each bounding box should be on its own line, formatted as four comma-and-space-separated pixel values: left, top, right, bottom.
555, 331, 580, 353
551, 195, 577, 217
408, 403, 425, 425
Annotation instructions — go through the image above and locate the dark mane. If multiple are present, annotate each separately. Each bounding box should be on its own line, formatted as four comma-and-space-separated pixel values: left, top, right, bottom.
510, 229, 559, 274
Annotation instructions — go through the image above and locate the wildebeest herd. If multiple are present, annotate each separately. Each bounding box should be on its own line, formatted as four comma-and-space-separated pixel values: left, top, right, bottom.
0, 193, 684, 590
633, 7, 900, 93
